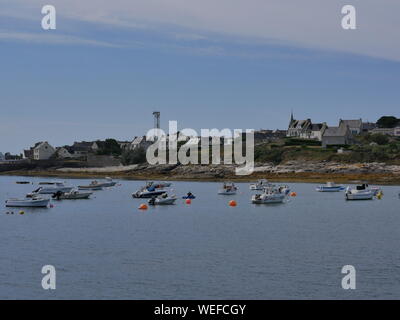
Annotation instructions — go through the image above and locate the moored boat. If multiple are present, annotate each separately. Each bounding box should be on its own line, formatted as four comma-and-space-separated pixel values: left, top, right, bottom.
251, 187, 287, 204
218, 182, 238, 195
5, 197, 50, 208
132, 187, 167, 198
345, 184, 374, 200
250, 179, 272, 191
52, 190, 92, 200
148, 194, 177, 205
316, 182, 345, 192
30, 182, 73, 195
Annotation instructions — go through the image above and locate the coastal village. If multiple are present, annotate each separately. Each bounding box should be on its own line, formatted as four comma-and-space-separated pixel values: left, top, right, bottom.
1, 113, 400, 182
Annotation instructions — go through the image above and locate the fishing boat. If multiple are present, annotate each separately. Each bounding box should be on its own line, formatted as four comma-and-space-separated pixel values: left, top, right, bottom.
251, 187, 287, 204
148, 194, 177, 205
52, 190, 92, 200
30, 182, 73, 195
250, 179, 272, 190
345, 184, 375, 200
78, 185, 103, 191
218, 182, 238, 195
5, 197, 50, 207
316, 182, 345, 192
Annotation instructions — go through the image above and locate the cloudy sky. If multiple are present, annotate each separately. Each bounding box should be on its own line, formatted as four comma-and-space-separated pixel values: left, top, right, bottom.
1, 0, 399, 153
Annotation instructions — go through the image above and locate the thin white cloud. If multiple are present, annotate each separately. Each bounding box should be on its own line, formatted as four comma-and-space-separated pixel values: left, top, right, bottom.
0, 31, 122, 47
3, 0, 400, 61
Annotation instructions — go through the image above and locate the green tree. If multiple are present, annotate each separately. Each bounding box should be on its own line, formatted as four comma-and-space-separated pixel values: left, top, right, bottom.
370, 134, 389, 145
121, 147, 147, 165
377, 116, 399, 128
96, 139, 122, 156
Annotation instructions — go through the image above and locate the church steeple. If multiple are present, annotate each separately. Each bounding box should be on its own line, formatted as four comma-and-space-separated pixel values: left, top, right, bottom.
289, 110, 294, 125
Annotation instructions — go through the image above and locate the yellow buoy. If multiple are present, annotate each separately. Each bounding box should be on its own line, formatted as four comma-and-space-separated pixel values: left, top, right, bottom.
19, 211, 25, 215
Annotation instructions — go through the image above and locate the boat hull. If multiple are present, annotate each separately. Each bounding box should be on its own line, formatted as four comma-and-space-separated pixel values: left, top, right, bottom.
149, 198, 177, 205
316, 186, 344, 192
345, 192, 374, 200
251, 194, 285, 204
6, 199, 50, 207
57, 193, 92, 200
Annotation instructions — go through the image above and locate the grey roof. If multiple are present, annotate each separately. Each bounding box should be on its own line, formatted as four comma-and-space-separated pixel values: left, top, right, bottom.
323, 124, 348, 137
340, 119, 362, 128
311, 123, 325, 131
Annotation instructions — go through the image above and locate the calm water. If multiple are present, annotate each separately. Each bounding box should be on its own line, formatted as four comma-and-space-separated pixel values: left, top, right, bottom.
0, 176, 399, 300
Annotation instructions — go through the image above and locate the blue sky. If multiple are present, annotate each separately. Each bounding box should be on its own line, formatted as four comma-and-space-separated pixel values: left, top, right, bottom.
1, 0, 400, 154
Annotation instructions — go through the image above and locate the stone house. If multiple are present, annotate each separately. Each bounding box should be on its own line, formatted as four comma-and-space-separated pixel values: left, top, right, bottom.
322, 123, 353, 147
339, 119, 363, 135
33, 142, 56, 160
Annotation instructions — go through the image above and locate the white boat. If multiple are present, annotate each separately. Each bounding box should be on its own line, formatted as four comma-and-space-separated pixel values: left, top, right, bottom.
5, 197, 50, 207
251, 187, 287, 204
52, 190, 92, 200
31, 182, 73, 195
147, 181, 172, 189
316, 182, 345, 192
148, 195, 177, 205
218, 182, 238, 195
79, 177, 116, 189
345, 184, 374, 200
132, 187, 167, 198
250, 179, 272, 190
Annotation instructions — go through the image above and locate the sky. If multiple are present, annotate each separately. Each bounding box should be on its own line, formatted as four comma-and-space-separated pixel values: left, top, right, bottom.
1, 0, 400, 154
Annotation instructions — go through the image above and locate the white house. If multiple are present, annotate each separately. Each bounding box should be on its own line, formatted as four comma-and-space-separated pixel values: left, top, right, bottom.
33, 142, 55, 160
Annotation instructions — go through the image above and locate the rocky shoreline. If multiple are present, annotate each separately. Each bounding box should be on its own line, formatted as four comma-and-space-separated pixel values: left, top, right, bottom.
1, 161, 400, 185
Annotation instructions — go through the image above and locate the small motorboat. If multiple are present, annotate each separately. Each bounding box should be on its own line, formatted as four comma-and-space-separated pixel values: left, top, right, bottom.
132, 187, 167, 198
218, 182, 238, 195
146, 181, 172, 189
250, 179, 272, 191
148, 194, 177, 205
345, 184, 375, 200
251, 187, 287, 204
316, 182, 345, 192
78, 177, 116, 189
52, 190, 92, 200
182, 192, 196, 199
31, 182, 73, 195
5, 197, 50, 208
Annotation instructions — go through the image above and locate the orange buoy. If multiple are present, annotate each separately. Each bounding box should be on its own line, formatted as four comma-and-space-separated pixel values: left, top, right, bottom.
290, 192, 297, 197
229, 200, 237, 207
185, 199, 192, 205
138, 204, 148, 210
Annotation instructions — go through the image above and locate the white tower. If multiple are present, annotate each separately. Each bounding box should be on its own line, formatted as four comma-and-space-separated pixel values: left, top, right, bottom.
153, 111, 160, 129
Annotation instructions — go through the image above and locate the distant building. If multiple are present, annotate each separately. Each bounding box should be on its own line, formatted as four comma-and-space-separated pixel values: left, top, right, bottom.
33, 142, 55, 160
322, 123, 353, 147
129, 136, 153, 151
370, 127, 400, 136
287, 113, 312, 138
0, 152, 4, 161
339, 119, 363, 135
55, 147, 74, 159
287, 113, 326, 141
361, 122, 377, 133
